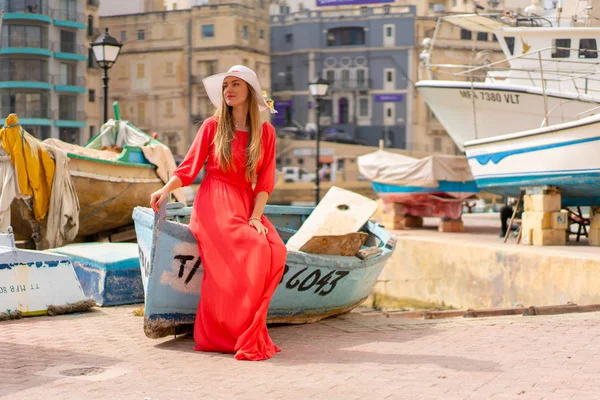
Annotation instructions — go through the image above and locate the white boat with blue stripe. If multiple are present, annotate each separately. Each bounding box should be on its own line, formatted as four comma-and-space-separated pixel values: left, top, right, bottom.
464, 111, 600, 206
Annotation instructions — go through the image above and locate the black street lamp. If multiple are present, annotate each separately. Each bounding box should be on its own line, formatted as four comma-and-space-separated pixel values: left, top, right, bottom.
308, 76, 330, 205
91, 28, 122, 123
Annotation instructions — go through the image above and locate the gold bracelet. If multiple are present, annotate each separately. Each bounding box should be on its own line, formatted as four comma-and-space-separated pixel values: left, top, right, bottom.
249, 216, 261, 222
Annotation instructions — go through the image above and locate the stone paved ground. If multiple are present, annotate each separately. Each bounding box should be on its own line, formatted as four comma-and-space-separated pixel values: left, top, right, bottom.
2, 306, 600, 400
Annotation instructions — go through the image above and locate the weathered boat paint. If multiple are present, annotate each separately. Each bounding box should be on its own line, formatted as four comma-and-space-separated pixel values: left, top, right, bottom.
132, 203, 396, 339
0, 231, 87, 316
50, 243, 144, 307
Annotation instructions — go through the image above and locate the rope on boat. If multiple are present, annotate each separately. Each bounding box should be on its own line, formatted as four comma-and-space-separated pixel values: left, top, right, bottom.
69, 170, 162, 183
47, 299, 96, 316
0, 310, 22, 321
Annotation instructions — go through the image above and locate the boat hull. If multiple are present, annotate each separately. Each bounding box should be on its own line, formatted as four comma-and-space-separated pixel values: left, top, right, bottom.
464, 113, 600, 206
416, 81, 598, 150
132, 204, 396, 339
11, 154, 163, 244
371, 181, 479, 219
50, 243, 144, 307
0, 244, 87, 316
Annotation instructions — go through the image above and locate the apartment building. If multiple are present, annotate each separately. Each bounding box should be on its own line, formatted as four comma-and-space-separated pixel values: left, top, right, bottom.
0, 0, 89, 143
270, 4, 416, 150
99, 1, 271, 157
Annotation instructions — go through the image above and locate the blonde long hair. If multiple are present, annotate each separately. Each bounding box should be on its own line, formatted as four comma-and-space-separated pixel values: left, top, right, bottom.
213, 83, 262, 182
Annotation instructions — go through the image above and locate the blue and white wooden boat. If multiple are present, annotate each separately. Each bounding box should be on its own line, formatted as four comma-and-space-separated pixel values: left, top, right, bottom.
0, 229, 87, 316
464, 112, 600, 206
49, 243, 144, 307
132, 203, 396, 339
358, 150, 479, 219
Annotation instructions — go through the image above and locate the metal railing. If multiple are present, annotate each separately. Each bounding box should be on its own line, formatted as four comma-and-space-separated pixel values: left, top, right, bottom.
0, 35, 50, 49
53, 42, 87, 55
53, 9, 84, 23
0, 107, 50, 119
87, 27, 100, 38
52, 74, 86, 86
270, 5, 413, 24
87, 0, 100, 7
0, 0, 50, 15
329, 79, 372, 91
0, 65, 49, 82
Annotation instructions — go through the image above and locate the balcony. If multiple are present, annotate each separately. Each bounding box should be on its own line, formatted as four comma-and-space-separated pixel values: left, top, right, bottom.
329, 79, 372, 91
52, 75, 87, 93
53, 42, 87, 61
53, 9, 86, 29
0, 37, 52, 57
0, 0, 52, 24
56, 110, 87, 128
87, 0, 100, 7
0, 67, 51, 90
0, 107, 52, 124
87, 27, 101, 38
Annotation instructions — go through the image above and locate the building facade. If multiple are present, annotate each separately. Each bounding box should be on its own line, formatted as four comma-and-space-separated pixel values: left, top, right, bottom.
99, 1, 271, 157
0, 0, 89, 143
85, 0, 102, 142
270, 4, 416, 150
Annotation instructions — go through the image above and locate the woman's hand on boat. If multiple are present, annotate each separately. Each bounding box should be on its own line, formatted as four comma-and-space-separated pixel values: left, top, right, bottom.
150, 188, 169, 213
249, 219, 269, 236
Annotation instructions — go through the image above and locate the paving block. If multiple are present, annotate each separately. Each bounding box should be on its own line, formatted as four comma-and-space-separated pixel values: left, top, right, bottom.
524, 194, 561, 212
589, 228, 600, 246
522, 211, 552, 230
551, 211, 569, 230
438, 219, 464, 233
532, 228, 567, 246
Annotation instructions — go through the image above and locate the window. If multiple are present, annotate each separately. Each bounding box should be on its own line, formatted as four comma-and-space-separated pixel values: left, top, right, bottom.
0, 92, 49, 119
434, 137, 442, 152
356, 69, 366, 88
298, 158, 304, 165
3, 25, 45, 48
59, 62, 75, 85
387, 71, 393, 82
326, 27, 366, 46
137, 29, 145, 41
325, 70, 335, 85
0, 59, 47, 82
89, 126, 95, 141
359, 98, 369, 117
166, 61, 173, 75
199, 60, 217, 76
552, 39, 571, 58
321, 99, 332, 117
259, 0, 264, 8
579, 38, 598, 59
59, 128, 78, 143
460, 29, 472, 40
387, 108, 392, 117
138, 102, 146, 122
166, 100, 173, 115
89, 89, 95, 102
120, 31, 127, 42
383, 24, 394, 47
60, 0, 77, 21
259, 29, 264, 40
60, 30, 76, 53
492, 34, 498, 42
505, 36, 515, 55
137, 63, 145, 79
341, 69, 350, 87
477, 32, 487, 41
285, 34, 293, 43
58, 94, 77, 120
242, 26, 249, 40
202, 24, 214, 38
87, 15, 94, 37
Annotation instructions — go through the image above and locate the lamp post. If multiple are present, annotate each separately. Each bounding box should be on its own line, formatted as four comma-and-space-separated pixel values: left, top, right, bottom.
308, 76, 330, 205
91, 28, 122, 123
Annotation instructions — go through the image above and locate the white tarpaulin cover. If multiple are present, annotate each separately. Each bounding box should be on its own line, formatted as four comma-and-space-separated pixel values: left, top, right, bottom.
357, 150, 474, 187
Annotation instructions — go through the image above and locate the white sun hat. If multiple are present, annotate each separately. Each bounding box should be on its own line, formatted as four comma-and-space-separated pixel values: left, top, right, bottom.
202, 65, 277, 114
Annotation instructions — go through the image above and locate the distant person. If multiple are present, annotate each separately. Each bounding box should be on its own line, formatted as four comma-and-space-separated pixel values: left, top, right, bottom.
500, 197, 521, 237
319, 163, 331, 181
150, 65, 285, 361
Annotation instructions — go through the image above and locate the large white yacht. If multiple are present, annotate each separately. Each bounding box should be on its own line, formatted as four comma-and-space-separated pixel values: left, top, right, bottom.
416, 3, 600, 150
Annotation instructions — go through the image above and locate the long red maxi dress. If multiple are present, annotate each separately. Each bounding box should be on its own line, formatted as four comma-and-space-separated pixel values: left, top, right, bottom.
173, 117, 287, 361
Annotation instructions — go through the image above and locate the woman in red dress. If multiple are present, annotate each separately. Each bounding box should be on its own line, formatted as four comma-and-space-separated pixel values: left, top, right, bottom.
150, 65, 286, 361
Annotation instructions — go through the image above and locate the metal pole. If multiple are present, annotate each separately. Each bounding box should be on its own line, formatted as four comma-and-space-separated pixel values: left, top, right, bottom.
538, 51, 549, 127
102, 66, 109, 122
315, 99, 321, 205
